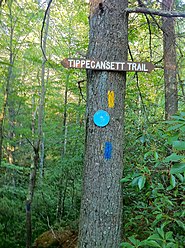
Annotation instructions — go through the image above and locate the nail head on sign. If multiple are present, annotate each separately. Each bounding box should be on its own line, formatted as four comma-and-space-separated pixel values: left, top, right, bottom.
93, 110, 110, 127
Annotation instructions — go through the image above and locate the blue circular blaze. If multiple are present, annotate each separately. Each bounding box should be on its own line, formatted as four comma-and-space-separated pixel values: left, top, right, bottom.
93, 110, 110, 127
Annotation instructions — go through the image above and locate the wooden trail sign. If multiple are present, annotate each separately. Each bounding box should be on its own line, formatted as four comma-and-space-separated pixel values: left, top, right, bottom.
61, 58, 155, 73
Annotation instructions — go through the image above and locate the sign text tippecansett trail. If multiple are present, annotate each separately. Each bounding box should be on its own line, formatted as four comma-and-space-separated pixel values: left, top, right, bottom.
61, 58, 155, 73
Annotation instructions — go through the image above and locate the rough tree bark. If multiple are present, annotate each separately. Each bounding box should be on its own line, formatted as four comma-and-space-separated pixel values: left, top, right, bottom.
78, 0, 128, 247
162, 1, 178, 119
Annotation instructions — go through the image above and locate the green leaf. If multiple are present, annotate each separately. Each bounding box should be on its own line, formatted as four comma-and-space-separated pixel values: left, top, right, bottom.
128, 236, 140, 246
172, 141, 185, 150
138, 175, 146, 190
166, 185, 174, 191
170, 174, 176, 188
175, 173, 184, 182
120, 242, 134, 248
1, 162, 27, 171
139, 135, 146, 144
120, 176, 131, 183
175, 220, 185, 230
180, 125, 185, 132
167, 123, 185, 131
131, 176, 140, 187
171, 115, 185, 121
163, 153, 185, 162
170, 163, 185, 174
120, 178, 130, 183
167, 134, 179, 145
144, 151, 153, 160
156, 213, 163, 220
165, 231, 174, 241
140, 240, 161, 247
148, 233, 163, 241
157, 227, 165, 239
154, 151, 159, 161
166, 243, 178, 248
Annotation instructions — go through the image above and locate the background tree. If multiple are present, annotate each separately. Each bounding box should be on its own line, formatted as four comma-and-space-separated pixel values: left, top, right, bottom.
0, 0, 14, 165
162, 0, 178, 119
26, 1, 51, 247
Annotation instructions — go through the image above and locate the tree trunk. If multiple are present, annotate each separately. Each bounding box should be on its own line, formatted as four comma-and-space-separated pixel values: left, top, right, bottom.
0, 85, 8, 165
61, 72, 69, 157
78, 0, 128, 247
0, 0, 14, 165
38, 8, 50, 178
162, 1, 178, 119
26, 149, 39, 248
26, 4, 50, 247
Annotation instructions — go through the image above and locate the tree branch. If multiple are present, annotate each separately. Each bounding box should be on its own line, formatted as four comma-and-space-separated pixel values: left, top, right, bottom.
41, 0, 53, 61
77, 79, 86, 102
145, 14, 152, 59
128, 44, 149, 122
125, 7, 185, 18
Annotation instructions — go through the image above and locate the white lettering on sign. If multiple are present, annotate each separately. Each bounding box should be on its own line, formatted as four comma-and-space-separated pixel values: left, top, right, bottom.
81, 60, 86, 67
106, 61, 111, 70
143, 64, 148, 71
111, 62, 114, 70
76, 60, 80, 67
96, 61, 101, 69
61, 58, 154, 73
127, 62, 148, 72
68, 59, 73, 67
137, 63, 142, 71
86, 60, 90, 69
91, 60, 95, 69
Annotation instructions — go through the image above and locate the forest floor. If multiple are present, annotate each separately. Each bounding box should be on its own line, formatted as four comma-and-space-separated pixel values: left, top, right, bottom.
33, 229, 78, 248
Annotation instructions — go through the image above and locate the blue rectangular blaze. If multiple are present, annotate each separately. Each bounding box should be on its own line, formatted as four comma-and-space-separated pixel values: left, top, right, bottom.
104, 142, 112, 160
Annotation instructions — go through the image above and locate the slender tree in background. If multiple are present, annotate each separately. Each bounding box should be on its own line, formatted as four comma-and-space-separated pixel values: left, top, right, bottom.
57, 2, 76, 221
57, 72, 69, 221
126, 2, 182, 119
78, 0, 128, 247
61, 72, 69, 157
0, 0, 14, 165
162, 0, 178, 119
26, 2, 50, 247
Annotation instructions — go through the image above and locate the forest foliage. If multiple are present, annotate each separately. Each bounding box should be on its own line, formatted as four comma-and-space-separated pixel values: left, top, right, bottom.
0, 0, 185, 247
